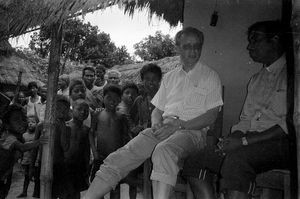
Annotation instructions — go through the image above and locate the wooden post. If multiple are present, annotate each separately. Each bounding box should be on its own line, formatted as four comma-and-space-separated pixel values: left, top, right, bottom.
40, 22, 63, 199
291, 1, 300, 198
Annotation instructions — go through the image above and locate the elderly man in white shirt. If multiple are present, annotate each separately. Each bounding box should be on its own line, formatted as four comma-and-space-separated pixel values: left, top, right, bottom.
84, 27, 223, 199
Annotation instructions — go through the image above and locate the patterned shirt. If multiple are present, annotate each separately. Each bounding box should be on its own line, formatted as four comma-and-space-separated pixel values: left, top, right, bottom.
151, 60, 223, 121
232, 55, 287, 133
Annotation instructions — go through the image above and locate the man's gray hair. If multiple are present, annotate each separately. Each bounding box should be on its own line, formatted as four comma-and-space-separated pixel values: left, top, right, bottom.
175, 27, 204, 46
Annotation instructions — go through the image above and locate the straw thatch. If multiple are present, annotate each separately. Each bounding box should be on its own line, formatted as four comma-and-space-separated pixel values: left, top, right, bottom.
0, 0, 182, 40
0, 0, 119, 39
112, 56, 181, 83
0, 51, 45, 88
122, 0, 183, 26
66, 56, 181, 83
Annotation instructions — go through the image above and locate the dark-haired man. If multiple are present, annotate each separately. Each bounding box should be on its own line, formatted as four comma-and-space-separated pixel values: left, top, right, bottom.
183, 20, 289, 199
84, 27, 223, 199
82, 67, 102, 110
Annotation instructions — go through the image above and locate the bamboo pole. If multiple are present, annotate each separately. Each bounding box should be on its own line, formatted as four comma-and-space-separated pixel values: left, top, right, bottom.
291, 1, 300, 197
40, 22, 63, 199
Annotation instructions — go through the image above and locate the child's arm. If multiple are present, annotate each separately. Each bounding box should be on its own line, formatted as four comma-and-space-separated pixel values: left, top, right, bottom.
129, 96, 142, 125
129, 96, 144, 136
13, 140, 40, 152
60, 125, 71, 152
89, 110, 99, 160
121, 114, 131, 144
31, 123, 42, 167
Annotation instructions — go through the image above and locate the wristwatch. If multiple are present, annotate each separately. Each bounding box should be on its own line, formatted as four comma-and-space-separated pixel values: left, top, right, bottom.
241, 136, 248, 146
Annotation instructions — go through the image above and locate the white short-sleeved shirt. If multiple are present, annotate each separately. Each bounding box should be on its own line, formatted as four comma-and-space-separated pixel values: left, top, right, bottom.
231, 55, 287, 134
151, 61, 223, 121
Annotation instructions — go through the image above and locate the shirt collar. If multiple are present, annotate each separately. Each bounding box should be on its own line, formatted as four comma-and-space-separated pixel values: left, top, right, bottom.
179, 60, 202, 75
266, 54, 286, 74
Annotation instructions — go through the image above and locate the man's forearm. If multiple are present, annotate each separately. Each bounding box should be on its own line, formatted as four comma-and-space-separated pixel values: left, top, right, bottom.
246, 125, 287, 145
181, 107, 219, 130
151, 108, 164, 126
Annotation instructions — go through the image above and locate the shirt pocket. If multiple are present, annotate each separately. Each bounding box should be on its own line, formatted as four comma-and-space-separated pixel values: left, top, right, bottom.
184, 87, 207, 109
271, 89, 286, 116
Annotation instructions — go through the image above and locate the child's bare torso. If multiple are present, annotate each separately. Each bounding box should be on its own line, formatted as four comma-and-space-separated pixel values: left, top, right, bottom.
96, 110, 127, 157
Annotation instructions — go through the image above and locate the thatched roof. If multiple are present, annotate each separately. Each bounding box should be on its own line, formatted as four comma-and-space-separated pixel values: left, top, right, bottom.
0, 0, 117, 39
66, 56, 181, 84
0, 52, 45, 87
112, 56, 181, 83
0, 0, 182, 40
123, 0, 183, 27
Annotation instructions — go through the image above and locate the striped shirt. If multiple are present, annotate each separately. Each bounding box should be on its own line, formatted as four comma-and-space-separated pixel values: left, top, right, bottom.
151, 61, 223, 121
232, 55, 287, 133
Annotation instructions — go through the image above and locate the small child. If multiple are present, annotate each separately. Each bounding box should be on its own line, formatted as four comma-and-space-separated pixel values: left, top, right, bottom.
130, 63, 162, 135
64, 99, 90, 199
51, 95, 71, 199
89, 84, 130, 199
0, 104, 40, 199
117, 82, 139, 138
17, 115, 39, 198
69, 78, 93, 128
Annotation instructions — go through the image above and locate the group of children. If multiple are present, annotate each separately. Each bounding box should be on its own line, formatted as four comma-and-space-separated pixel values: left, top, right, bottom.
0, 63, 163, 199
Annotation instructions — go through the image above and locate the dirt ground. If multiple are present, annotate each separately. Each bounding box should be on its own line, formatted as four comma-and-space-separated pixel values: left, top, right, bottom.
7, 163, 143, 199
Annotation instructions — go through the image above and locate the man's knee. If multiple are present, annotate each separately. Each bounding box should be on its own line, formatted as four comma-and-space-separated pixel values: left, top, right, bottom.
152, 142, 180, 166
221, 152, 247, 178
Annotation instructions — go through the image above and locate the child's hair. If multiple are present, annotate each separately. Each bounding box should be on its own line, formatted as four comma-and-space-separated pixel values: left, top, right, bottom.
103, 84, 122, 98
82, 67, 95, 77
140, 63, 162, 81
59, 74, 70, 87
27, 115, 39, 124
121, 82, 139, 95
56, 94, 70, 107
28, 81, 38, 90
69, 78, 86, 96
2, 104, 26, 126
72, 98, 89, 109
95, 64, 106, 74
107, 70, 121, 78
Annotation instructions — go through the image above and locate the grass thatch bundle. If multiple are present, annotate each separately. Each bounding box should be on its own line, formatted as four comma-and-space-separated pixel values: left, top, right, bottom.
0, 51, 45, 87
112, 56, 181, 83
0, 0, 182, 40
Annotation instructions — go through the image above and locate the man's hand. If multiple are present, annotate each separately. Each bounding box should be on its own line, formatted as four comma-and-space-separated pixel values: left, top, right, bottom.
163, 117, 184, 128
152, 125, 178, 140
151, 122, 163, 132
219, 137, 243, 153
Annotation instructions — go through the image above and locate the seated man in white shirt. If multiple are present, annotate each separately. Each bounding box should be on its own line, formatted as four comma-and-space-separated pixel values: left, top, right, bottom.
84, 27, 223, 199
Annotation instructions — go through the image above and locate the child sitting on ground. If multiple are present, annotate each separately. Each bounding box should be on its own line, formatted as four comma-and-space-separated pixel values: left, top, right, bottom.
64, 99, 90, 199
0, 104, 40, 199
89, 84, 130, 199
17, 115, 39, 198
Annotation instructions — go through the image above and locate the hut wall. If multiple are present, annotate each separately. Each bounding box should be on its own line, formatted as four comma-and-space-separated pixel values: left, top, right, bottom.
184, 0, 282, 134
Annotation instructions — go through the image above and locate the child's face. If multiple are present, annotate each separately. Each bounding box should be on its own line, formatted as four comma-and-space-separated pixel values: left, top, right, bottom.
122, 88, 138, 105
103, 91, 121, 111
56, 101, 70, 120
19, 92, 27, 106
70, 84, 86, 101
8, 110, 27, 134
28, 117, 37, 132
72, 103, 89, 121
142, 72, 161, 94
30, 86, 38, 97
58, 79, 67, 90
